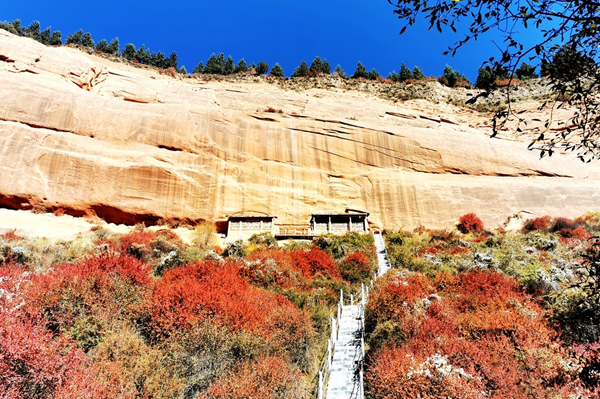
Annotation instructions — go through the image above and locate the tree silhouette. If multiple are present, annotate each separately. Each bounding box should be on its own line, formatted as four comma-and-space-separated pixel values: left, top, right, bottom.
352, 62, 368, 79
106, 38, 119, 54
193, 61, 204, 74
223, 56, 235, 75
255, 61, 269, 76
270, 63, 284, 77
388, 0, 600, 160
412, 66, 425, 80
399, 62, 413, 81
235, 59, 248, 73
292, 61, 309, 77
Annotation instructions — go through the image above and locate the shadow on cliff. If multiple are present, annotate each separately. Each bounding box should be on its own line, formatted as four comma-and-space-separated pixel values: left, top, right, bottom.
0, 193, 201, 227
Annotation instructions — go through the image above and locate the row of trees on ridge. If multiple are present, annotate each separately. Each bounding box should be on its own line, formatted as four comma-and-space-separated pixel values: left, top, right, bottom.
2, 18, 552, 88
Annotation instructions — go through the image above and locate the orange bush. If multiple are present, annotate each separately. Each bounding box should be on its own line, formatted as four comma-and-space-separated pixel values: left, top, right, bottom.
288, 247, 341, 279
118, 231, 155, 259
447, 246, 468, 255
244, 249, 305, 289
551, 217, 580, 233
148, 260, 314, 344
366, 273, 434, 331
560, 227, 592, 240
23, 254, 151, 342
456, 213, 484, 234
0, 231, 20, 241
340, 252, 372, 282
365, 270, 574, 398
417, 247, 439, 256
199, 356, 306, 399
523, 215, 552, 232
495, 78, 525, 86
0, 309, 118, 399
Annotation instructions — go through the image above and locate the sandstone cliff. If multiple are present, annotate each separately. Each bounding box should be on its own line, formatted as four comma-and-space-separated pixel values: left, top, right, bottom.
0, 30, 598, 230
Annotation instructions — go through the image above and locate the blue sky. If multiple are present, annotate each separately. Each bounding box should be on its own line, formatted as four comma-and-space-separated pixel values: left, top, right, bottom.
1, 1, 543, 80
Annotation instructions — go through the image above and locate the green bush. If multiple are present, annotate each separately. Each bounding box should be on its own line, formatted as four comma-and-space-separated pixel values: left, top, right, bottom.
248, 233, 278, 248
270, 63, 284, 77
223, 240, 246, 258
255, 61, 269, 76
291, 61, 309, 77
352, 62, 368, 79
313, 232, 374, 260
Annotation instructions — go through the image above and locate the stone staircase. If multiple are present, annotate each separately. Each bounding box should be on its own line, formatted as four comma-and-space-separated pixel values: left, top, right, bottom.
323, 233, 392, 399
326, 304, 363, 399
374, 233, 391, 277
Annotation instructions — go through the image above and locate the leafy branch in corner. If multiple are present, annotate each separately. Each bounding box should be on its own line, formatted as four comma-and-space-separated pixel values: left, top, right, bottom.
389, 0, 600, 161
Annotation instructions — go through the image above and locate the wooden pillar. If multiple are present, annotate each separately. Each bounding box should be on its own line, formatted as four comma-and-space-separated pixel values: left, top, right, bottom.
349, 216, 352, 232
328, 216, 331, 232
363, 217, 368, 231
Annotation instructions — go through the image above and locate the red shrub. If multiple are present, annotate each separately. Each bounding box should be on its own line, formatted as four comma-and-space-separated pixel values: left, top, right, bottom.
24, 255, 151, 337
365, 270, 571, 398
344, 252, 371, 269
148, 260, 313, 342
417, 247, 439, 256
0, 231, 20, 241
340, 252, 372, 283
199, 356, 306, 399
558, 227, 592, 240
289, 247, 341, 279
244, 249, 305, 289
0, 310, 114, 399
366, 273, 434, 329
576, 214, 599, 225
119, 231, 155, 259
447, 246, 468, 256
573, 343, 600, 386
550, 217, 580, 233
523, 215, 552, 232
456, 213, 484, 234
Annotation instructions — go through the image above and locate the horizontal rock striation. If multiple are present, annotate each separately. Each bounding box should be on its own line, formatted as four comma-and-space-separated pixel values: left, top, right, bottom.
1, 30, 599, 230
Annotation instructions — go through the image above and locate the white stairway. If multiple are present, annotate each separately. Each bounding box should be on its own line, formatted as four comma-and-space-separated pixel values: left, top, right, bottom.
373, 233, 391, 277
324, 233, 392, 399
326, 304, 363, 399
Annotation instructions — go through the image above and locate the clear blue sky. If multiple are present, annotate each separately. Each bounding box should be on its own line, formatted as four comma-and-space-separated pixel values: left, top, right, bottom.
0, 1, 542, 80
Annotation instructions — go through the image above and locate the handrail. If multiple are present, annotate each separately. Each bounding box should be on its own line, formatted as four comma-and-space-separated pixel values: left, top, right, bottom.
317, 232, 389, 399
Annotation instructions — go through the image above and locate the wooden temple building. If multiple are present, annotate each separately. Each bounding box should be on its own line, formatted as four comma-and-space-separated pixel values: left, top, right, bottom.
225, 209, 369, 241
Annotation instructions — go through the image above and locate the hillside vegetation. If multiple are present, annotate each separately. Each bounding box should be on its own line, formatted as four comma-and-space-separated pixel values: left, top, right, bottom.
365, 213, 600, 398
0, 227, 375, 398
2, 213, 599, 398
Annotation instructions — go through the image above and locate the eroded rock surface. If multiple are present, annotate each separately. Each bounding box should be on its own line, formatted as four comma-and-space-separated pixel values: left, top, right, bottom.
1, 30, 598, 230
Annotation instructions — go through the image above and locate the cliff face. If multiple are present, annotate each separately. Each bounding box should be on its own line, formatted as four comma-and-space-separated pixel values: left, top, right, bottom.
1, 30, 598, 230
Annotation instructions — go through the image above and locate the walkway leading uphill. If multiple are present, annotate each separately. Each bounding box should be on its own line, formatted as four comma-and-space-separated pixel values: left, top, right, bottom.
324, 232, 392, 399
373, 233, 391, 277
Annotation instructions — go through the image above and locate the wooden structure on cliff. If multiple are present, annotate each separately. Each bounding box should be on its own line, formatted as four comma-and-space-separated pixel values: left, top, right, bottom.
310, 210, 369, 234
226, 210, 369, 241
225, 214, 277, 241
275, 210, 369, 240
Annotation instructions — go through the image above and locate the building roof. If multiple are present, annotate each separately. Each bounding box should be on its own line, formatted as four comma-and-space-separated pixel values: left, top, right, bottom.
311, 212, 369, 217
227, 215, 277, 219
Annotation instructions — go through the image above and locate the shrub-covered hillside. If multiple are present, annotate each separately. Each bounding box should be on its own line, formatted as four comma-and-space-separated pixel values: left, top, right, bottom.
0, 227, 375, 398
365, 213, 600, 398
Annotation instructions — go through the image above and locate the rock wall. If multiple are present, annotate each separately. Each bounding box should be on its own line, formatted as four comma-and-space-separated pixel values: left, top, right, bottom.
1, 30, 599, 230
